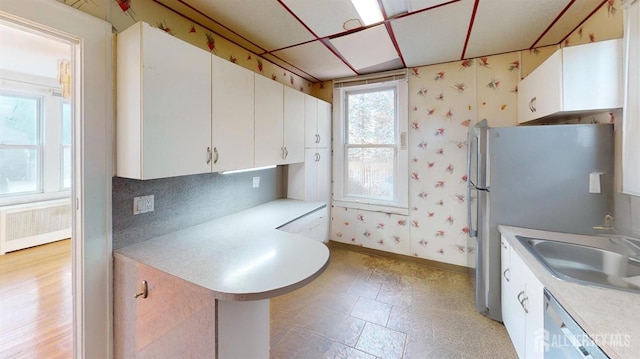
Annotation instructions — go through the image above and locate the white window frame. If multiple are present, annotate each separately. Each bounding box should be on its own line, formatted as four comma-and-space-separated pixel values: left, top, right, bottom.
333, 72, 409, 215
0, 77, 71, 205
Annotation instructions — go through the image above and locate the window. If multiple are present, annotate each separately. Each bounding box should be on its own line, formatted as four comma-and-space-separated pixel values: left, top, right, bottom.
61, 101, 71, 189
0, 87, 70, 200
333, 73, 408, 214
0, 92, 42, 196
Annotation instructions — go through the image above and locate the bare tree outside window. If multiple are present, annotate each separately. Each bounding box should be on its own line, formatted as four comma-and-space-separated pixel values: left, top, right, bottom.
345, 87, 397, 201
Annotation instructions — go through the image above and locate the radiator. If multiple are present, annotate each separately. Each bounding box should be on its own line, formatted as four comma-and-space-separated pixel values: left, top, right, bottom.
0, 198, 71, 255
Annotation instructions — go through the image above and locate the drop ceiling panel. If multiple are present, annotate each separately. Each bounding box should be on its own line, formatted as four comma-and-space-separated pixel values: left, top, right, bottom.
409, 0, 455, 12
261, 53, 318, 82
535, 0, 604, 47
391, 0, 474, 67
271, 41, 357, 81
330, 25, 398, 71
182, 0, 315, 52
464, 0, 572, 58
380, 0, 409, 18
281, 0, 362, 38
155, 0, 264, 53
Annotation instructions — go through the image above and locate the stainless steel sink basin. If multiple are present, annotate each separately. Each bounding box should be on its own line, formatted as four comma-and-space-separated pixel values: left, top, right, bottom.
517, 236, 640, 294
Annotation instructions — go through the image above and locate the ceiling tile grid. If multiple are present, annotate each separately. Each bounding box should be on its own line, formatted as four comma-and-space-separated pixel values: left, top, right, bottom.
390, 0, 476, 67
150, 0, 609, 82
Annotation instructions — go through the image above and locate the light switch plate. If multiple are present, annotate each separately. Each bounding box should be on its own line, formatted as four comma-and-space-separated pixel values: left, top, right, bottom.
253, 177, 260, 188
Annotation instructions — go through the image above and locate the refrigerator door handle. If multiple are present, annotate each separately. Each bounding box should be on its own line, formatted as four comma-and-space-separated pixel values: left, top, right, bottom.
467, 186, 477, 238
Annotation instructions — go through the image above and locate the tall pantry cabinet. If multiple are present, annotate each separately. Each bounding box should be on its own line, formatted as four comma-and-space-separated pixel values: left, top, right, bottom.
288, 95, 331, 204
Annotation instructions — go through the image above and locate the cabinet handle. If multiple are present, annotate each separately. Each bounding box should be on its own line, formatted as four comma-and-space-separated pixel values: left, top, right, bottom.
281, 146, 285, 159
517, 290, 529, 313
213, 147, 219, 164
315, 153, 320, 162
206, 147, 212, 165
503, 268, 510, 282
135, 280, 148, 299
284, 147, 288, 159
317, 134, 321, 144
501, 241, 507, 249
528, 97, 537, 113
315, 134, 320, 143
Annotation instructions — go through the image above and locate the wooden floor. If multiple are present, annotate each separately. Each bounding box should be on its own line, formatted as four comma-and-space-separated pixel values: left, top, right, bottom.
0, 240, 73, 359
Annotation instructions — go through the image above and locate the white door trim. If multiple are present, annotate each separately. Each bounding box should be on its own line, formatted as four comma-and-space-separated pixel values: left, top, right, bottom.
0, 1, 114, 358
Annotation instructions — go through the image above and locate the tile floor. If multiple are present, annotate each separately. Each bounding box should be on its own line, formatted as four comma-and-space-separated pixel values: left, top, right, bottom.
270, 245, 516, 359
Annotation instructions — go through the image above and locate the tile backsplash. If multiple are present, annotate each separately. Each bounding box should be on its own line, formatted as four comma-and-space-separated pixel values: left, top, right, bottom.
112, 167, 283, 250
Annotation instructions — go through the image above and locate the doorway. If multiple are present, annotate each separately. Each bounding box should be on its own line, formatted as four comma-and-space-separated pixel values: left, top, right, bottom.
0, 1, 113, 358
0, 19, 74, 357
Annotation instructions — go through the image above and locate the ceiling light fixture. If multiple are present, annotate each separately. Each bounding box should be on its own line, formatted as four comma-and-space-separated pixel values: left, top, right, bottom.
351, 0, 384, 26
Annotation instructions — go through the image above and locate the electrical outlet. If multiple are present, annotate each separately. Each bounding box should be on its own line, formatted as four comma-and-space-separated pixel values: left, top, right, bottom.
133, 195, 154, 215
144, 195, 154, 212
253, 176, 260, 188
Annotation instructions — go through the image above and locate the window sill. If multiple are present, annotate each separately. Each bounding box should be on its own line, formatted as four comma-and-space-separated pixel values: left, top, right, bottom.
333, 199, 409, 216
0, 191, 71, 207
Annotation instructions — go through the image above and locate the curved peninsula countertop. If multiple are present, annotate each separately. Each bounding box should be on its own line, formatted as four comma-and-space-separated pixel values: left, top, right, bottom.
114, 199, 330, 358
115, 199, 330, 301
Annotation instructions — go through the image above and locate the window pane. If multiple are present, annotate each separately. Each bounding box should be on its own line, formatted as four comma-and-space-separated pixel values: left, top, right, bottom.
62, 146, 71, 189
0, 148, 39, 195
0, 94, 38, 145
62, 102, 71, 145
347, 147, 394, 200
347, 89, 395, 145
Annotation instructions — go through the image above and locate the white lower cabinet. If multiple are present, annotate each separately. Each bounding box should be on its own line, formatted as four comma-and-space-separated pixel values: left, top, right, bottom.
501, 236, 544, 359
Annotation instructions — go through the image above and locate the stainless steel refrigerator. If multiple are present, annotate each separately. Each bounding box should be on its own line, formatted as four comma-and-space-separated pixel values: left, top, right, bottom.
467, 120, 614, 322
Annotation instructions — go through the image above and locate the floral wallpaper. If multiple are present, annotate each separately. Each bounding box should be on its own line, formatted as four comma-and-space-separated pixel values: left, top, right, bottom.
56, 0, 313, 93
331, 53, 520, 268
58, 0, 623, 269
331, 0, 623, 269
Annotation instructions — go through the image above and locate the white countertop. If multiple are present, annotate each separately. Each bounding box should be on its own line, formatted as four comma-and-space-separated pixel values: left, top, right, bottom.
499, 225, 640, 359
115, 199, 330, 301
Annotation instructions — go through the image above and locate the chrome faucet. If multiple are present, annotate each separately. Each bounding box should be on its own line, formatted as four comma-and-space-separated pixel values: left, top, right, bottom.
592, 214, 614, 231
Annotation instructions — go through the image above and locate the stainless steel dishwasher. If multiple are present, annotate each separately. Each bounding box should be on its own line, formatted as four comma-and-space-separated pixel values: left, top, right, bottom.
543, 289, 609, 358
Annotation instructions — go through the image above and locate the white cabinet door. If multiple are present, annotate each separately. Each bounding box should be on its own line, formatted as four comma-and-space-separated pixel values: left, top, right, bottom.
304, 94, 318, 148
212, 55, 255, 172
623, 1, 640, 195
316, 148, 331, 204
563, 39, 623, 112
255, 75, 284, 167
501, 238, 527, 359
117, 22, 212, 179
501, 236, 546, 359
283, 87, 305, 164
517, 50, 562, 124
316, 100, 331, 149
303, 149, 319, 201
524, 264, 545, 359
518, 39, 622, 124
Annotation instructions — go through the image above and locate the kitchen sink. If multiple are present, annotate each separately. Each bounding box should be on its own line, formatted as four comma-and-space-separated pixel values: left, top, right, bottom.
517, 236, 640, 294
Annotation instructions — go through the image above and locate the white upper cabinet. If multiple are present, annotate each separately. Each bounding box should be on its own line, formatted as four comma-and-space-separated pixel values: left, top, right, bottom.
518, 39, 623, 124
212, 55, 255, 172
623, 1, 640, 196
304, 94, 331, 148
283, 87, 305, 164
304, 94, 319, 148
317, 100, 331, 148
117, 22, 212, 180
254, 74, 284, 167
